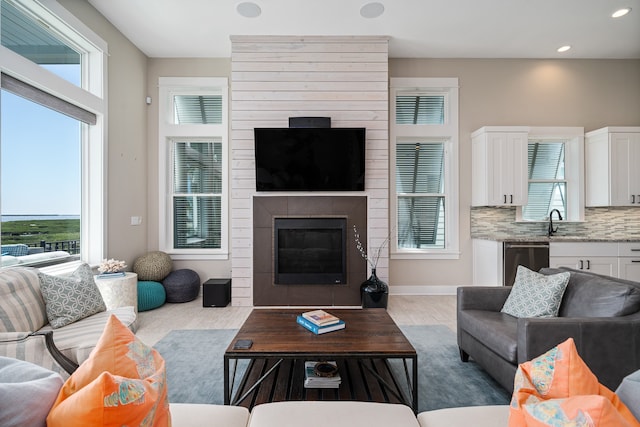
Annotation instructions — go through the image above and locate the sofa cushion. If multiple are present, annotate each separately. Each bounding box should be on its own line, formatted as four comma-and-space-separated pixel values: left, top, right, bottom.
458, 310, 518, 363
38, 263, 107, 328
170, 403, 249, 427
40, 305, 137, 365
0, 356, 63, 427
417, 405, 509, 427
510, 338, 639, 426
0, 267, 47, 332
47, 315, 170, 427
501, 266, 570, 318
541, 267, 640, 317
616, 369, 640, 422
248, 401, 421, 427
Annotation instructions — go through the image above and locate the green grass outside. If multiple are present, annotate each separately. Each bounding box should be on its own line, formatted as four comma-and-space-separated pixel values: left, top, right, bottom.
1, 219, 80, 246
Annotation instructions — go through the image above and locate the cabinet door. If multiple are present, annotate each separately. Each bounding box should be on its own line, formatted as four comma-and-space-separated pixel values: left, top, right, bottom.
487, 132, 528, 206
619, 258, 640, 282
611, 133, 640, 206
549, 256, 618, 277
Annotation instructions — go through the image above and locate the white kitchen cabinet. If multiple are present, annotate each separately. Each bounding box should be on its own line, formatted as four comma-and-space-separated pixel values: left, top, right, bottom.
618, 243, 640, 282
549, 242, 619, 277
585, 127, 640, 207
472, 127, 529, 206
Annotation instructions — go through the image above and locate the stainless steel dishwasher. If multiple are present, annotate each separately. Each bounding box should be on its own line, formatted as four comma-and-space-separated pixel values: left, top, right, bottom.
503, 242, 550, 286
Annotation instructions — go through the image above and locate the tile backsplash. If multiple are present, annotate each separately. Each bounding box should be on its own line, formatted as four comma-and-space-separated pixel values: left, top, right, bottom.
471, 206, 640, 240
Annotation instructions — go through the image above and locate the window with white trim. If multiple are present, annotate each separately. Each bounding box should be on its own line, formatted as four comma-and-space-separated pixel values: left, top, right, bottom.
518, 129, 584, 222
158, 78, 228, 258
1, 0, 106, 270
390, 78, 459, 259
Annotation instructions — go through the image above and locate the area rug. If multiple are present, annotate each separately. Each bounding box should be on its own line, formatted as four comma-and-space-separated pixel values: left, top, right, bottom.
153, 325, 510, 412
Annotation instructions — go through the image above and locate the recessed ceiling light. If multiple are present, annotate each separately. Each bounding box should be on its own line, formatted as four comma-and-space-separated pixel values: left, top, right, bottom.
237, 2, 261, 18
360, 2, 385, 19
612, 7, 631, 18
557, 45, 571, 53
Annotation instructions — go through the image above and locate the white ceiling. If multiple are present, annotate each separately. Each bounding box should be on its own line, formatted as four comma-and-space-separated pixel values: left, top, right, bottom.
86, 0, 640, 59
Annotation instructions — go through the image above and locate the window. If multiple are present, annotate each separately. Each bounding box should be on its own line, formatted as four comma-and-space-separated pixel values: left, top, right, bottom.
390, 78, 459, 259
0, 0, 106, 270
523, 140, 566, 220
158, 78, 228, 258
518, 128, 584, 222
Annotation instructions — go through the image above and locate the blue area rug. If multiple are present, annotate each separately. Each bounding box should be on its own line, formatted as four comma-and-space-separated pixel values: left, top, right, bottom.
153, 325, 510, 412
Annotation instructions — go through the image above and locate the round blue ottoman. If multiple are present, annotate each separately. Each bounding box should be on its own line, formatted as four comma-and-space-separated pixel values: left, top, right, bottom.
137, 281, 166, 311
162, 269, 200, 303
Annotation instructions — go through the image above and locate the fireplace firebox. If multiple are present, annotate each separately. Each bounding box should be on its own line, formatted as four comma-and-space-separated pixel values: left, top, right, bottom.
274, 217, 346, 285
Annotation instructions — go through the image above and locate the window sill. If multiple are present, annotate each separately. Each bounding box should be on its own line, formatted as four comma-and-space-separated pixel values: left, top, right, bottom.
391, 250, 460, 260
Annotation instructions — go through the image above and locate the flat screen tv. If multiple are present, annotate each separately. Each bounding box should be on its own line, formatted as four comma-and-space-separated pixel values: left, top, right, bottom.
254, 127, 365, 191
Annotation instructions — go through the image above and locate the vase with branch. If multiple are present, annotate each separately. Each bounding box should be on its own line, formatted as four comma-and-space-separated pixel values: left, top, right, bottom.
353, 225, 391, 308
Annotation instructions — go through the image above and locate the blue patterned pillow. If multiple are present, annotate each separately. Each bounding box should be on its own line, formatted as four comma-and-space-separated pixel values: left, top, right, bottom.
501, 265, 570, 318
38, 263, 106, 328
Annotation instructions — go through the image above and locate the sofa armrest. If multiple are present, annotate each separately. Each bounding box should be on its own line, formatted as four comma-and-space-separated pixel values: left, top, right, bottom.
517, 314, 640, 390
457, 286, 512, 312
0, 331, 77, 379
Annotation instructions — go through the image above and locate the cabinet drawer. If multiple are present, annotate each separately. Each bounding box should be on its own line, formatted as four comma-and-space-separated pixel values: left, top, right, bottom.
549, 242, 618, 257
618, 242, 640, 257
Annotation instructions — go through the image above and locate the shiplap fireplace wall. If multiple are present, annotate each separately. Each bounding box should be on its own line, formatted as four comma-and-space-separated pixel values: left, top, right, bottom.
230, 36, 390, 306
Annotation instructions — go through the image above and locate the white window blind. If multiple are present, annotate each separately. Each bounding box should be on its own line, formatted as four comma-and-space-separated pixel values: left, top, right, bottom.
174, 95, 222, 124
522, 141, 566, 221
171, 140, 222, 249
396, 142, 445, 248
396, 95, 445, 125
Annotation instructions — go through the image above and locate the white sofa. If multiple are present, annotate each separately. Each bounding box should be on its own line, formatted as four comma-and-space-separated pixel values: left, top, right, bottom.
169, 401, 510, 427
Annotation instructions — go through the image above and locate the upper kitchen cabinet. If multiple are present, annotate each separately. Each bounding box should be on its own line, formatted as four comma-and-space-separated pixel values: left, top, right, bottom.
472, 127, 529, 206
586, 127, 640, 207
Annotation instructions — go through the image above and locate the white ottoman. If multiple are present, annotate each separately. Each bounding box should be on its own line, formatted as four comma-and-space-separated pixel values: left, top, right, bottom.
417, 405, 509, 427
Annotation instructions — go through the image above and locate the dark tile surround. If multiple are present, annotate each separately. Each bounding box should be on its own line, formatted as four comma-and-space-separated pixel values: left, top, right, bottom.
253, 196, 367, 306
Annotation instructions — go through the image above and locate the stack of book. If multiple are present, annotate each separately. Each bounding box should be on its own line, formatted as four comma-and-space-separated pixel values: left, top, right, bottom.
296, 309, 346, 334
304, 361, 341, 388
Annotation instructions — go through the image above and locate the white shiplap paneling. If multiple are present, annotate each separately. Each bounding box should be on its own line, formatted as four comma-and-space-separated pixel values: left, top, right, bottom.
230, 36, 389, 306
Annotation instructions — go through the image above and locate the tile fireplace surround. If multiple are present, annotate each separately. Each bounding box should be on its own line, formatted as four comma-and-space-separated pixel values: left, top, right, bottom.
253, 195, 367, 306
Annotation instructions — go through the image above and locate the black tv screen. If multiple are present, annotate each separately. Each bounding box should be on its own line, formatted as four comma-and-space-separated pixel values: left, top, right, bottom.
254, 127, 366, 191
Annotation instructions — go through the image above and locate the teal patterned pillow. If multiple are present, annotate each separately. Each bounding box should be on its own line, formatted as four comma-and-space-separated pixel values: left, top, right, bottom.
38, 263, 106, 328
501, 265, 570, 318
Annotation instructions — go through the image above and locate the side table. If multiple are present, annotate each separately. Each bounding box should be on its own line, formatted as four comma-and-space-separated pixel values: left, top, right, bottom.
95, 272, 138, 313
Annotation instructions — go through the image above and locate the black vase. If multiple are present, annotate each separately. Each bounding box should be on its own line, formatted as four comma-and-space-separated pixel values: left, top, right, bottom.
361, 268, 389, 309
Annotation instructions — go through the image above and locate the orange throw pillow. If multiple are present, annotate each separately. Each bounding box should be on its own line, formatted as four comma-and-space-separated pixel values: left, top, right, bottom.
47, 315, 170, 426
509, 338, 639, 427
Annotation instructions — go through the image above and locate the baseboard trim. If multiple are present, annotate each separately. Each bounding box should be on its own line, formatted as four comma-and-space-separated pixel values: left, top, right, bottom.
389, 285, 459, 296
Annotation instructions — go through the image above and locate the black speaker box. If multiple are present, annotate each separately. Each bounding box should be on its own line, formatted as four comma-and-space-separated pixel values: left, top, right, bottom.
288, 117, 331, 128
202, 278, 231, 307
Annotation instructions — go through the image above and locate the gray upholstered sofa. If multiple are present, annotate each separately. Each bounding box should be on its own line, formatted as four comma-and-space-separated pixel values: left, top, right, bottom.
457, 267, 640, 393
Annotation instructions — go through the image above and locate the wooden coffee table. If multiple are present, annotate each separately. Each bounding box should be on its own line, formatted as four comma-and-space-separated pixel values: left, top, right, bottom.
223, 309, 418, 411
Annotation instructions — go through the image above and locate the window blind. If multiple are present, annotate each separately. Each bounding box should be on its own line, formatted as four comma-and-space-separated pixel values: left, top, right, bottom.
174, 95, 222, 124
1, 72, 96, 125
396, 95, 445, 125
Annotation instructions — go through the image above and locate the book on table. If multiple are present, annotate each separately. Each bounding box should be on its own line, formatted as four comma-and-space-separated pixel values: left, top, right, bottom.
296, 315, 345, 335
304, 361, 341, 388
301, 309, 340, 326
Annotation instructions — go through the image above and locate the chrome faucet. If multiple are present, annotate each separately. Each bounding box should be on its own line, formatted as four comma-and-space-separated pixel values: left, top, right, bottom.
548, 209, 563, 237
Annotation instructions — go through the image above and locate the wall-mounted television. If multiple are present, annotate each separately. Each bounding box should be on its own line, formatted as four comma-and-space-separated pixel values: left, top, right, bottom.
254, 127, 366, 191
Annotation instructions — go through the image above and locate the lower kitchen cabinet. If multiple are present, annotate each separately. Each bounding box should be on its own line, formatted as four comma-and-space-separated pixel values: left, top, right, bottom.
618, 243, 640, 282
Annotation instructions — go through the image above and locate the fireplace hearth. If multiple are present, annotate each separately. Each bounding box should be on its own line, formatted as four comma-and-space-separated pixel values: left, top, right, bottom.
253, 196, 367, 306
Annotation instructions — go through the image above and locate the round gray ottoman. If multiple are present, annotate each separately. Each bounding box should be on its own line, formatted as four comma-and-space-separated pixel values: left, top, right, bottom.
162, 269, 200, 303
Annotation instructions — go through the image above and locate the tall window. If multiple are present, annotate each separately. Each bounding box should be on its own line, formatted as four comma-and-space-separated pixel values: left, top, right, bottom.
159, 78, 228, 258
0, 0, 106, 270
522, 140, 566, 220
518, 129, 584, 222
390, 78, 459, 259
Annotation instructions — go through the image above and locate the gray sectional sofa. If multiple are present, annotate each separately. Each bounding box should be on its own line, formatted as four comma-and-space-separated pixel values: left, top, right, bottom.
457, 267, 640, 392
